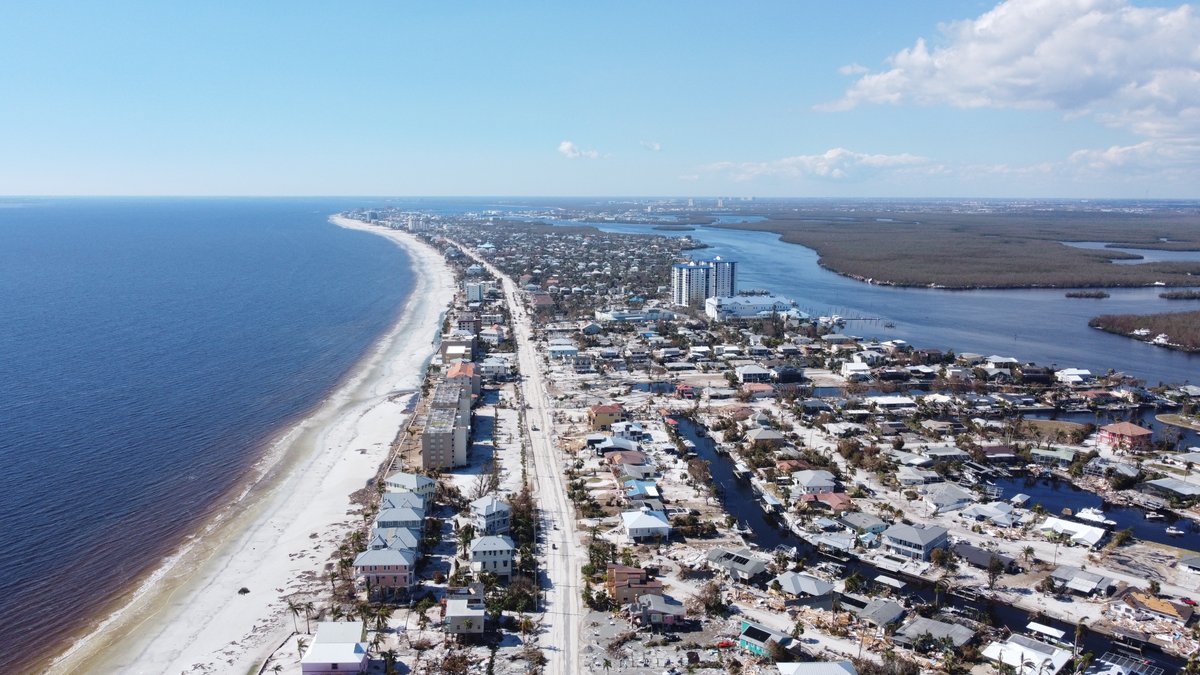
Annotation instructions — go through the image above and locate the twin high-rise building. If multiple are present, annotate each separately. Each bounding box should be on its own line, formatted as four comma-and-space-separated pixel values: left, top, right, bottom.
671, 256, 737, 307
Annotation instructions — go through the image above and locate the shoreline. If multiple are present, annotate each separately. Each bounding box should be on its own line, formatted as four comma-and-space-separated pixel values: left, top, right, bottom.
49, 216, 455, 674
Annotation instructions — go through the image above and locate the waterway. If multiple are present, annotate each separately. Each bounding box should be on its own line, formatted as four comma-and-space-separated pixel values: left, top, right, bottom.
1063, 241, 1200, 266
671, 416, 1185, 671
539, 217, 1200, 387
987, 476, 1198, 547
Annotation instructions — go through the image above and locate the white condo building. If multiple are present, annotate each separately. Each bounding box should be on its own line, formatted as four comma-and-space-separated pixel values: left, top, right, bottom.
707, 256, 736, 298
671, 262, 711, 307
671, 257, 737, 307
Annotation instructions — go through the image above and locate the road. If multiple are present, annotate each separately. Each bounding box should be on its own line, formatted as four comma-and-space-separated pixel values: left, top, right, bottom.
451, 241, 583, 675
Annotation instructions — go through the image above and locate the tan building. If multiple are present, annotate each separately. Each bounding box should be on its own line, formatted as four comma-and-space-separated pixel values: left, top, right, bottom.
446, 360, 481, 396
589, 403, 627, 431
422, 407, 468, 469
606, 564, 664, 605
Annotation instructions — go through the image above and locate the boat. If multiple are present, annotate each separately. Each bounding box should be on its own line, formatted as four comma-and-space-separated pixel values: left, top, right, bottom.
733, 520, 753, 538
1144, 512, 1165, 521
733, 461, 752, 479
1166, 526, 1184, 536
1075, 507, 1117, 527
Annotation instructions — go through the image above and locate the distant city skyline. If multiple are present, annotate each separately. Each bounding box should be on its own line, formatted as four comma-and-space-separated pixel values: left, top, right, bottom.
2, 0, 1197, 198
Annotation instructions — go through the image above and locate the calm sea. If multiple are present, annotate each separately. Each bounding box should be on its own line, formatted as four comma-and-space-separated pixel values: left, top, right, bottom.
0, 198, 414, 671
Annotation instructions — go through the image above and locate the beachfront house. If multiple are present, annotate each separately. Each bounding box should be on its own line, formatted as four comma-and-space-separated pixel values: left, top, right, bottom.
368, 527, 420, 552
383, 471, 436, 498
881, 523, 948, 561
470, 495, 511, 536
376, 506, 423, 530
380, 491, 425, 512
352, 547, 417, 591
469, 535, 514, 578
301, 622, 368, 675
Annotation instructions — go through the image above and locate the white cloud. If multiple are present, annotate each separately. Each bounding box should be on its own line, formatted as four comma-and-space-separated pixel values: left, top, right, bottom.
640, 140, 663, 151
821, 0, 1200, 176
557, 140, 600, 159
701, 148, 933, 182
838, 63, 869, 76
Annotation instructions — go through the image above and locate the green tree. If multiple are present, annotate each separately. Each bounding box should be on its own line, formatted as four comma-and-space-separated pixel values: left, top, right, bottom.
987, 556, 1005, 589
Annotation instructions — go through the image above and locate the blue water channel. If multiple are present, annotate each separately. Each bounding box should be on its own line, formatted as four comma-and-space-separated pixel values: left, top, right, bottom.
539, 217, 1200, 387
671, 416, 1184, 671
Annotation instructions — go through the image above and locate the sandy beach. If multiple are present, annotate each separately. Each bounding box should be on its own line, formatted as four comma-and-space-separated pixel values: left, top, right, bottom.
50, 217, 454, 674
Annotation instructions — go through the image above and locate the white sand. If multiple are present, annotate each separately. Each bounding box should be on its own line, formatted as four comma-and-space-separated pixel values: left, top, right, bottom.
52, 217, 455, 675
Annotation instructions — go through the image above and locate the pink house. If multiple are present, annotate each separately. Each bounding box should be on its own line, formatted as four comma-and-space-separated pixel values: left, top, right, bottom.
633, 593, 686, 628
352, 547, 417, 590
1098, 422, 1153, 453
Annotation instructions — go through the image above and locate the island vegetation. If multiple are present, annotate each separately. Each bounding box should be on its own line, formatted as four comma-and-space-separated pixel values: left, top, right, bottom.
1066, 290, 1110, 299
708, 204, 1200, 288
1089, 310, 1200, 352
1160, 290, 1200, 300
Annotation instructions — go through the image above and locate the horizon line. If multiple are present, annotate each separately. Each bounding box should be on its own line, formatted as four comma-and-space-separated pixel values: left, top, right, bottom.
3, 194, 1200, 202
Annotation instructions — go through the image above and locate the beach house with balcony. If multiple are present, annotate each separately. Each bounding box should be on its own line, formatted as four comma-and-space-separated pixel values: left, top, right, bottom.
352, 547, 417, 591
383, 471, 436, 498
470, 494, 511, 535
881, 523, 949, 561
469, 535, 514, 578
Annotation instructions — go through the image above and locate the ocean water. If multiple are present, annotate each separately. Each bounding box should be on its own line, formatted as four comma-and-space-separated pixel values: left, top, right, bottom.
0, 198, 414, 671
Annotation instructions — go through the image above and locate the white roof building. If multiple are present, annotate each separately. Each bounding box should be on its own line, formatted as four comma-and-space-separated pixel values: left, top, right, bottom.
301, 622, 368, 675
621, 509, 671, 543
981, 634, 1071, 675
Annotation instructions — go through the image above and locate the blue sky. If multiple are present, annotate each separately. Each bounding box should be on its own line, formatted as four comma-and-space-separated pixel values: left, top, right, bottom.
2, 1, 1197, 197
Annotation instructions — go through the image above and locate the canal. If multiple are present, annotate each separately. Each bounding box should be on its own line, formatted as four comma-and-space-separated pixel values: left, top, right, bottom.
671, 416, 1185, 671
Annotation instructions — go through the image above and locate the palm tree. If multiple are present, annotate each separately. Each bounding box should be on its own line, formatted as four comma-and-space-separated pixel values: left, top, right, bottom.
271, 665, 284, 674
373, 604, 394, 633
295, 637, 308, 658
330, 605, 345, 621
381, 649, 399, 675
1023, 545, 1035, 564
602, 658, 612, 675
303, 601, 315, 633
328, 570, 339, 596
285, 598, 302, 633
457, 523, 476, 558
357, 602, 373, 625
